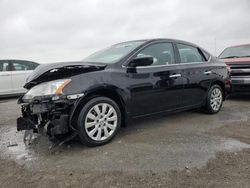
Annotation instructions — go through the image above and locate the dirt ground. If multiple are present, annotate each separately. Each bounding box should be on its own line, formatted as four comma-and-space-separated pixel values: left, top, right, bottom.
0, 95, 250, 188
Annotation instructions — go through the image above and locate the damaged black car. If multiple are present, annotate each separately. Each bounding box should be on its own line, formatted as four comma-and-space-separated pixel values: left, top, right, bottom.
17, 39, 231, 146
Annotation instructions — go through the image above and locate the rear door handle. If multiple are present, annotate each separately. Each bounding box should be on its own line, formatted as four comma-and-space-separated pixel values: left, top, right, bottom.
204, 71, 212, 75
169, 73, 181, 78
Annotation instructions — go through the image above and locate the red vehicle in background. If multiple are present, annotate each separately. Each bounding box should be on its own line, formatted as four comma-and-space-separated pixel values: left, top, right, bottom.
219, 44, 250, 93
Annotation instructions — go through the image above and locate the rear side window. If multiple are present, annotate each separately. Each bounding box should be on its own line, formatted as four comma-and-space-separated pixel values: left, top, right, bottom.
177, 44, 205, 64
0, 61, 10, 72
12, 61, 38, 71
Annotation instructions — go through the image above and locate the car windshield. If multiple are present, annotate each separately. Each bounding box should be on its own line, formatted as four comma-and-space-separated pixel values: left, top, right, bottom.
219, 45, 250, 59
83, 41, 145, 63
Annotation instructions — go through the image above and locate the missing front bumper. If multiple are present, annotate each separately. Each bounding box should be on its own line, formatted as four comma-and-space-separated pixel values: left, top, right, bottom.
16, 97, 75, 137
17, 117, 36, 131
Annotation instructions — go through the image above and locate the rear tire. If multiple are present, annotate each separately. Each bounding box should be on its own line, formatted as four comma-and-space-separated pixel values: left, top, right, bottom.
204, 84, 223, 114
77, 97, 121, 147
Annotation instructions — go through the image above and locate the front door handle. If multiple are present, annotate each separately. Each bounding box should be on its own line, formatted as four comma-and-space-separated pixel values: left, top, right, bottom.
204, 71, 212, 75
169, 73, 181, 78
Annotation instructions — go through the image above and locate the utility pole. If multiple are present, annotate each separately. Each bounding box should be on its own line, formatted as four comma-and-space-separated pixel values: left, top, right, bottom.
214, 38, 217, 56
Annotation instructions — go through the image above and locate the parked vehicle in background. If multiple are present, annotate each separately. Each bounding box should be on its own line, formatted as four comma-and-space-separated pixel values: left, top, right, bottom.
0, 60, 39, 97
219, 44, 250, 93
17, 39, 230, 147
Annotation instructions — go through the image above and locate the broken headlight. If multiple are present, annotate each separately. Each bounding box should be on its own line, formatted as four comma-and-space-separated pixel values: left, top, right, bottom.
22, 79, 71, 100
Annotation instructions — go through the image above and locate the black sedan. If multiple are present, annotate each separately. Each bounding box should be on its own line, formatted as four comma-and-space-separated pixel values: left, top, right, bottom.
17, 39, 231, 146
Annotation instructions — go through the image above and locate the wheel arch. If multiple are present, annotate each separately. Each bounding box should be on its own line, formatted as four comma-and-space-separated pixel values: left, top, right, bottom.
71, 88, 127, 129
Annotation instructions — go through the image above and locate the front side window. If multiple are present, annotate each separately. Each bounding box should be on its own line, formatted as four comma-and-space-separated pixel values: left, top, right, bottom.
136, 42, 176, 66
0, 61, 10, 72
12, 61, 37, 71
83, 41, 145, 64
219, 45, 250, 59
177, 44, 204, 63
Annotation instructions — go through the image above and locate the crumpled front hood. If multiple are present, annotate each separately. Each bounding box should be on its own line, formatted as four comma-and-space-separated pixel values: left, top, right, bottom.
24, 61, 106, 89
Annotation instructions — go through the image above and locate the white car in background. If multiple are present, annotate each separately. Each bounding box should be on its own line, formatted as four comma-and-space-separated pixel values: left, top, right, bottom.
0, 60, 39, 97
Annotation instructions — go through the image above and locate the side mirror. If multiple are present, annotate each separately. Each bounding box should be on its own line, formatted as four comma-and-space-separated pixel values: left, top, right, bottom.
128, 55, 154, 67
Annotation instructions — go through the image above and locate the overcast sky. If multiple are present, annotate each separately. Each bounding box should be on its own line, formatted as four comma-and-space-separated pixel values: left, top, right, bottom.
1, 0, 250, 63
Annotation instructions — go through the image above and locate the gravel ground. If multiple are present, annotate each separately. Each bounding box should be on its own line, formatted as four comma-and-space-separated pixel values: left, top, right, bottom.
0, 95, 250, 187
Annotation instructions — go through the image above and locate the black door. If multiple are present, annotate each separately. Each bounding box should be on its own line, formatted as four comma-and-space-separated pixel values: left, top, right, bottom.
126, 42, 183, 117
175, 43, 213, 107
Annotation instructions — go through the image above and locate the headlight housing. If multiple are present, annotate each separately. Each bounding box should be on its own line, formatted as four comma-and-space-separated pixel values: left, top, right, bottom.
23, 79, 71, 100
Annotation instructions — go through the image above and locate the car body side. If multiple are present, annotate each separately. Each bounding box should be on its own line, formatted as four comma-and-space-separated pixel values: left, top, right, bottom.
62, 39, 230, 123
17, 39, 230, 139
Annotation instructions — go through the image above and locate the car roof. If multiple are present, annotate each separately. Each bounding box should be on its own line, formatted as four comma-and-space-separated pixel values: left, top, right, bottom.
114, 38, 212, 58
118, 38, 199, 47
146, 38, 197, 45
117, 38, 209, 52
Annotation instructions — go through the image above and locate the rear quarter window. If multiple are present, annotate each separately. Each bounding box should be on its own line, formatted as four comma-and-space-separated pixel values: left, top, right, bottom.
201, 50, 211, 61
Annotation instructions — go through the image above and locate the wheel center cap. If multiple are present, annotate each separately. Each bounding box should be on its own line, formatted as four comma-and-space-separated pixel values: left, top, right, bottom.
100, 120, 105, 125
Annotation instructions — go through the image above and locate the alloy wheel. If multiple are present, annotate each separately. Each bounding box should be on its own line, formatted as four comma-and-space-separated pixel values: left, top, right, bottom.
210, 87, 222, 112
84, 103, 118, 141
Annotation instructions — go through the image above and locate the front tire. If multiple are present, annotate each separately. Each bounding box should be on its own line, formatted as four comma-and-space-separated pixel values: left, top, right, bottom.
204, 84, 223, 114
77, 97, 121, 147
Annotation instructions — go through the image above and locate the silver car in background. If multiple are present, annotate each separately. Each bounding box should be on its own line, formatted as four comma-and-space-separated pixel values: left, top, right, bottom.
0, 60, 39, 97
